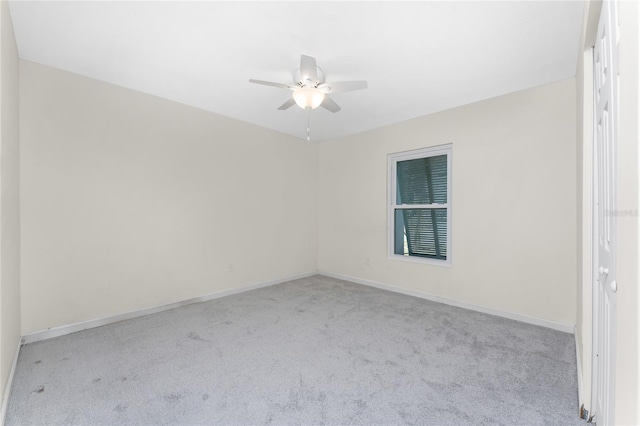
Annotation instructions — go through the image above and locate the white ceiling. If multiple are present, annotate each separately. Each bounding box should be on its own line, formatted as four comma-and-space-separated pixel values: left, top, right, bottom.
9, 1, 585, 142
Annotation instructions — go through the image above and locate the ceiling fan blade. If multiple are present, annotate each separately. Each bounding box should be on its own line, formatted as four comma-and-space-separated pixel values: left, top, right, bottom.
277, 98, 296, 110
249, 79, 295, 90
320, 95, 341, 113
318, 81, 368, 94
300, 55, 318, 84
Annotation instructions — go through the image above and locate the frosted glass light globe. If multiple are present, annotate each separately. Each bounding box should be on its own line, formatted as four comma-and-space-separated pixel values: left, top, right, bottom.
293, 88, 325, 110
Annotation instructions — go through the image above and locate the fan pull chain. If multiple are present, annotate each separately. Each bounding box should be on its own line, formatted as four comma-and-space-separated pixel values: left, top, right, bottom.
306, 109, 311, 141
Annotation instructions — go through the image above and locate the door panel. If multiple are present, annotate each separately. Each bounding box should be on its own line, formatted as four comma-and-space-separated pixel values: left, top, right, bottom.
592, 1, 619, 424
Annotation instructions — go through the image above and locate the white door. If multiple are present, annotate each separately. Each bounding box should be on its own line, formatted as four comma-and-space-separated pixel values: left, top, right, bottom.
592, 0, 619, 424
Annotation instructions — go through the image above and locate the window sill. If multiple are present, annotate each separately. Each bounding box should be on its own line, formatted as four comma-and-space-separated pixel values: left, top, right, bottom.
388, 254, 452, 267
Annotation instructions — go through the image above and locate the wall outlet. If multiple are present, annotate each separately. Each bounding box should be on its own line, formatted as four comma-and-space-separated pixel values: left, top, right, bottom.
365, 257, 370, 266
228, 264, 234, 272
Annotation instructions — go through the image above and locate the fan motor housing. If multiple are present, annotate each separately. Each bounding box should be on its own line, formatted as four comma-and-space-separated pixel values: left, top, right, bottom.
294, 66, 325, 87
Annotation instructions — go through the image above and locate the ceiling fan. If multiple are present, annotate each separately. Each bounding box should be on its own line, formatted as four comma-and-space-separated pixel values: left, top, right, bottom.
249, 55, 368, 114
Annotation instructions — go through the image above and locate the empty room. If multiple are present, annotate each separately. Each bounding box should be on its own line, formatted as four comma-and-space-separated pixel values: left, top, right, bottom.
0, 0, 638, 425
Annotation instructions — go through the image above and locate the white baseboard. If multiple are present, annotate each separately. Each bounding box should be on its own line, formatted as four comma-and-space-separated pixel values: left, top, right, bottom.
22, 271, 318, 344
319, 271, 575, 334
0, 337, 22, 425
21, 269, 575, 344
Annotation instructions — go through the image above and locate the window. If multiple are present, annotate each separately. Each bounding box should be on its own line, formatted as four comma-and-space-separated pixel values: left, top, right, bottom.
389, 145, 452, 265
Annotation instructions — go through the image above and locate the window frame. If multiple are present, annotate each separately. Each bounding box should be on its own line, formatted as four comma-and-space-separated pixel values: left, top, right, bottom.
388, 144, 453, 266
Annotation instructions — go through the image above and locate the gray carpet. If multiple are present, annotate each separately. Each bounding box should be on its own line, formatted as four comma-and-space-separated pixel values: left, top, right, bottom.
7, 275, 582, 425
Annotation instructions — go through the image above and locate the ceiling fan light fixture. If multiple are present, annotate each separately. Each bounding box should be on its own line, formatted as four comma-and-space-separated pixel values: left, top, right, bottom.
293, 87, 325, 110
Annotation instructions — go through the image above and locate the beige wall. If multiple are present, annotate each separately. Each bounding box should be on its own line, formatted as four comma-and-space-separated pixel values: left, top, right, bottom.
614, 1, 640, 423
0, 0, 21, 406
20, 61, 318, 334
318, 79, 577, 328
